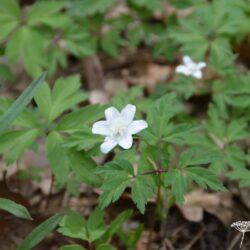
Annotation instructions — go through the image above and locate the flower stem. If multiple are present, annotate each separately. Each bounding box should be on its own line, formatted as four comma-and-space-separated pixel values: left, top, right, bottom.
146, 138, 163, 250
240, 232, 245, 248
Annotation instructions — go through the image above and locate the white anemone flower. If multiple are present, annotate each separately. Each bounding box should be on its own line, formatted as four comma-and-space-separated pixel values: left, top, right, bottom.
92, 104, 148, 154
175, 55, 206, 79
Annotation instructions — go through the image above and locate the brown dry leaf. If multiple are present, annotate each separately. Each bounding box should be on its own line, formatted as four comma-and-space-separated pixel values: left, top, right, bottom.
180, 206, 203, 222
127, 64, 172, 93
181, 190, 233, 224
89, 90, 110, 104
154, 1, 193, 21
104, 78, 128, 96
136, 230, 151, 250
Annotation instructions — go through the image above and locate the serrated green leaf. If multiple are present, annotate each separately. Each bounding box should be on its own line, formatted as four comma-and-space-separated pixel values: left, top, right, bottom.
164, 169, 187, 204
147, 93, 181, 138
186, 167, 226, 191
131, 175, 154, 213
99, 178, 130, 209
179, 147, 218, 167
58, 210, 88, 241
49, 75, 87, 121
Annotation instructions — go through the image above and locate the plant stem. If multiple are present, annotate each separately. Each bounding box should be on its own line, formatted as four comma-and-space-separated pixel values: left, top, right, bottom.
240, 232, 245, 248
139, 168, 168, 176
88, 241, 94, 250
147, 175, 161, 250
146, 138, 163, 250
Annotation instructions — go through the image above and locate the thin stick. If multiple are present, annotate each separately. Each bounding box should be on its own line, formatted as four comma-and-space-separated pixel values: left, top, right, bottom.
226, 233, 241, 250
44, 173, 55, 209
183, 227, 205, 250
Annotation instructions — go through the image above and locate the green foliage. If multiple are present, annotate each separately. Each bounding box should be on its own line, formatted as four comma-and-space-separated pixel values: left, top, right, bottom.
97, 159, 133, 209
2, 0, 250, 248
0, 73, 46, 133
58, 208, 132, 248
0, 198, 32, 220
18, 213, 63, 250
0, 0, 20, 42
35, 75, 87, 122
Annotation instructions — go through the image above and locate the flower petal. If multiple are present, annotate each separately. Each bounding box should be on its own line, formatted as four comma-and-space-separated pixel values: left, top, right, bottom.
121, 104, 136, 123
183, 56, 193, 65
192, 70, 202, 79
128, 120, 148, 134
92, 121, 111, 135
175, 65, 190, 75
197, 62, 206, 69
105, 107, 120, 121
100, 137, 117, 154
118, 134, 133, 149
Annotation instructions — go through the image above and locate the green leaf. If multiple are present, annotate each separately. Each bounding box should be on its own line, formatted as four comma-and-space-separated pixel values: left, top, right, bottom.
18, 213, 63, 250
63, 127, 102, 150
34, 83, 52, 121
179, 147, 218, 167
147, 93, 181, 138
164, 123, 197, 145
99, 177, 130, 209
6, 27, 46, 77
106, 209, 132, 238
131, 175, 154, 214
60, 245, 86, 250
58, 210, 88, 241
49, 75, 87, 121
3, 129, 40, 165
27, 1, 69, 28
129, 0, 163, 11
226, 119, 248, 143
164, 169, 187, 204
0, 98, 37, 128
0, 198, 32, 220
101, 31, 122, 58
67, 0, 116, 16
63, 25, 97, 57
56, 104, 105, 132
96, 244, 116, 250
0, 0, 20, 42
47, 132, 70, 183
69, 150, 101, 185
87, 208, 106, 242
186, 167, 226, 191
0, 73, 46, 133
227, 168, 250, 188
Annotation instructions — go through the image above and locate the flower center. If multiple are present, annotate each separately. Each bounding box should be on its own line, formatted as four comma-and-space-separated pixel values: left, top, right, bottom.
111, 118, 127, 137
189, 63, 197, 72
